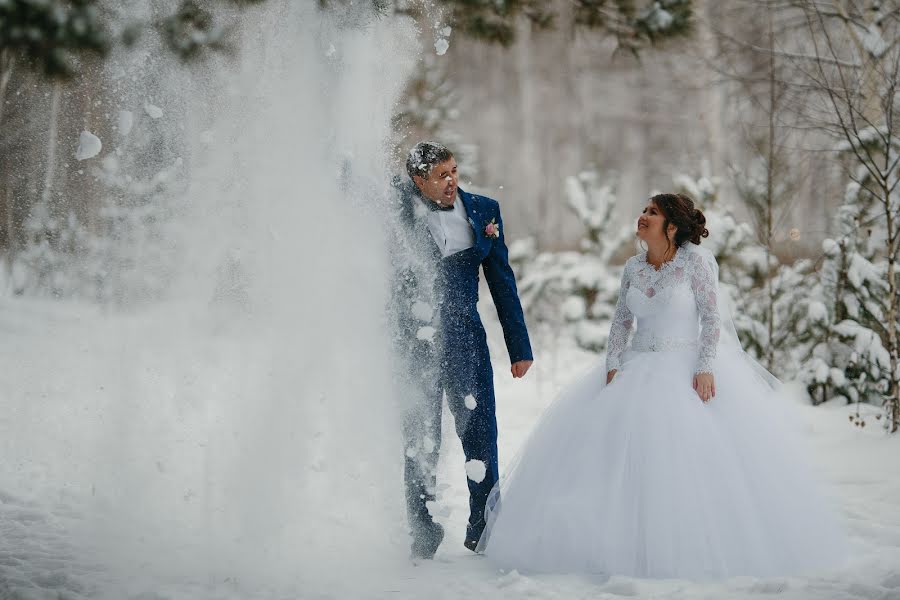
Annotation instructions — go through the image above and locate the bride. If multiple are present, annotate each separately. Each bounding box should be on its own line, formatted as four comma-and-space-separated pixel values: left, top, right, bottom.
476, 193, 846, 579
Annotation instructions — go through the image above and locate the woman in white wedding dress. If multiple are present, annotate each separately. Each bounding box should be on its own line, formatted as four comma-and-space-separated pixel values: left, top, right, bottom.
477, 193, 846, 579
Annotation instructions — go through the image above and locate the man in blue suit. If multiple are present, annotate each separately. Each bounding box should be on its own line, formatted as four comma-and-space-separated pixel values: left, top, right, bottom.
390, 141, 533, 559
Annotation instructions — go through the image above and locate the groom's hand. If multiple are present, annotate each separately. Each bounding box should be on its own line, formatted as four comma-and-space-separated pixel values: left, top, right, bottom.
511, 360, 533, 378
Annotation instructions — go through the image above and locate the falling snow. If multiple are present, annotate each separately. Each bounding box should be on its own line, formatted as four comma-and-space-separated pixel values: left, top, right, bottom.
74, 130, 102, 160
465, 459, 486, 483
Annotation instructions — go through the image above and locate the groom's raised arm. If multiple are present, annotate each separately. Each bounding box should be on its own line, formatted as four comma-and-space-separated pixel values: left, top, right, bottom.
481, 205, 533, 366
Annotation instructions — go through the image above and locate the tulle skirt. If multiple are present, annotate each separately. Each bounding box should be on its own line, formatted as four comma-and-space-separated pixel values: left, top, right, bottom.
478, 347, 847, 579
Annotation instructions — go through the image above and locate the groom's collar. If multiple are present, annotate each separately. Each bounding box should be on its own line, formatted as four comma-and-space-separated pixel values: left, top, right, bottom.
457, 188, 479, 215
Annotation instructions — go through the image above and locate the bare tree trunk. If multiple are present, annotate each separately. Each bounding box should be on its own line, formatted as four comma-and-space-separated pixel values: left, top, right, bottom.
515, 18, 543, 246
0, 50, 14, 287
881, 105, 899, 431
4, 173, 13, 283
1, 50, 17, 285
764, 8, 778, 371
0, 49, 13, 132
41, 83, 63, 208
839, 0, 900, 432
698, 0, 726, 175
884, 188, 899, 432
835, 0, 885, 126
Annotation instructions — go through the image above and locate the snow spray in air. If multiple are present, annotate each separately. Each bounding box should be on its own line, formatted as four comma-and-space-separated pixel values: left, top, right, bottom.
51, 2, 421, 592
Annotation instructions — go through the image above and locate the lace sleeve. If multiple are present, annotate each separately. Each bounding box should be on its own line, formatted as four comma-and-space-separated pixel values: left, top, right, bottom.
605, 260, 634, 373
689, 253, 720, 374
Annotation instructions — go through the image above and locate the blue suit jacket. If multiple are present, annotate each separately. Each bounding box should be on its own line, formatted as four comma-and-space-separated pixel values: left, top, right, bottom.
449, 188, 533, 365
390, 180, 532, 368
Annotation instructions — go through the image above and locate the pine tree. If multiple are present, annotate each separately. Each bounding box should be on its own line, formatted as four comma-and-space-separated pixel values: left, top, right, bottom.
16, 201, 77, 297
322, 0, 693, 48
433, 0, 692, 49
793, 1, 900, 432
0, 0, 109, 78
798, 167, 896, 429
511, 169, 631, 352
84, 153, 183, 306
0, 0, 268, 81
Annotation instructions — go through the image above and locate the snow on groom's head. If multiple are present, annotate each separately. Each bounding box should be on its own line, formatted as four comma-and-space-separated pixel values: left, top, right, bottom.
406, 141, 454, 181
407, 141, 459, 207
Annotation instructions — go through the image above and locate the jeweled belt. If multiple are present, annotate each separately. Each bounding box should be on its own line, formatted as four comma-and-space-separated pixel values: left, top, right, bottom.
630, 334, 698, 352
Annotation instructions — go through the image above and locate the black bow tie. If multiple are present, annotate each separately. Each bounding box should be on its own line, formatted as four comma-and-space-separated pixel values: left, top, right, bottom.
419, 196, 454, 212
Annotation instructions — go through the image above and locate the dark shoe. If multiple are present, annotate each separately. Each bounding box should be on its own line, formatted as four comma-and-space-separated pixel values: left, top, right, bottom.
463, 537, 479, 553
411, 521, 444, 560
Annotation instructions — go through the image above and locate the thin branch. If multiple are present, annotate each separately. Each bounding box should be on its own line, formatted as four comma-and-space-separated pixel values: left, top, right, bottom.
713, 26, 863, 68
0, 49, 13, 131
810, 4, 886, 188
848, 169, 888, 205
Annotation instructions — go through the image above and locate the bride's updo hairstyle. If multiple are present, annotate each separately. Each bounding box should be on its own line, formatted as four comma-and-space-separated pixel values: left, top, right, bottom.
650, 193, 709, 249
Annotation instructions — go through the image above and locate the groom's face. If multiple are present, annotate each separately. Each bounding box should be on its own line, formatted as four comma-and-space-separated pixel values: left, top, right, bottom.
413, 158, 458, 207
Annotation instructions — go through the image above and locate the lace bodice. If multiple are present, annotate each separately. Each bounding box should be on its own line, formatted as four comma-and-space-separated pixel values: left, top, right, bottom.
606, 244, 720, 375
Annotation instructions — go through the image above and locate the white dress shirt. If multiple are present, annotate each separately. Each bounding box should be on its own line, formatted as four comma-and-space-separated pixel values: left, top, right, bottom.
424, 195, 475, 258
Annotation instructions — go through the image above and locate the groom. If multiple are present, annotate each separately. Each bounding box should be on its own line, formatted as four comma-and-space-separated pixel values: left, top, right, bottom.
390, 141, 533, 559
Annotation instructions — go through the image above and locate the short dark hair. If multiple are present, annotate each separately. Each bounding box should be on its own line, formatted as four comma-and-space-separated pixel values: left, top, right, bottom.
406, 141, 454, 180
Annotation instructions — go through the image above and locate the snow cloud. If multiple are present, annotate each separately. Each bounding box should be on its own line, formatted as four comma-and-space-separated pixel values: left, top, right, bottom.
75, 130, 102, 161
411, 300, 433, 322
416, 326, 436, 342
144, 103, 164, 119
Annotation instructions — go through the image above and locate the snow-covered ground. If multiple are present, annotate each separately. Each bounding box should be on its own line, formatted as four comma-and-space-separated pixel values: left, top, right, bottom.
0, 293, 898, 599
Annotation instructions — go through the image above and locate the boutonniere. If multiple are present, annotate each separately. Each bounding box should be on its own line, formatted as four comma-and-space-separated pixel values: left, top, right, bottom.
484, 218, 500, 239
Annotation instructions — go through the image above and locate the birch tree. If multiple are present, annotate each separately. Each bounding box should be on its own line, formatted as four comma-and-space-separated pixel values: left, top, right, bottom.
776, 0, 900, 431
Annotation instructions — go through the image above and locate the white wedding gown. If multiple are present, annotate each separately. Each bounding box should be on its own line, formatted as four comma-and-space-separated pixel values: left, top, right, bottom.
478, 243, 846, 579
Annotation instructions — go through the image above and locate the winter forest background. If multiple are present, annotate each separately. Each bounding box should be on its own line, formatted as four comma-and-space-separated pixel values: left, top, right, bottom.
4, 0, 899, 428
1, 0, 900, 598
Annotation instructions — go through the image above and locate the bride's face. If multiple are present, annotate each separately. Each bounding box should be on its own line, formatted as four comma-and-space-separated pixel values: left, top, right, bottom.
637, 200, 668, 243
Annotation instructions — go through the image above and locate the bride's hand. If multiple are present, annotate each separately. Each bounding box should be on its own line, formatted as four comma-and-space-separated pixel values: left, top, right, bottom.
693, 372, 715, 403
606, 369, 617, 384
